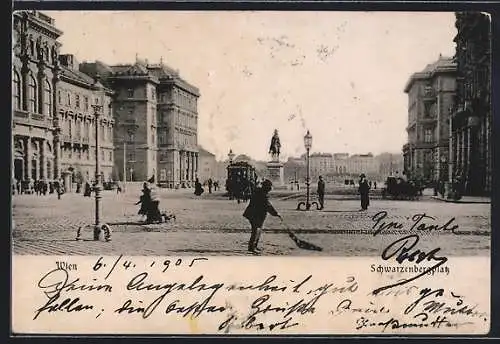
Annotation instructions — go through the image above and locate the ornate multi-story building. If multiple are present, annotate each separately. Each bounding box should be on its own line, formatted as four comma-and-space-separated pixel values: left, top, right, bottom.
80, 59, 200, 188
58, 55, 115, 189
12, 11, 115, 192
12, 11, 61, 188
451, 12, 492, 196
13, 11, 200, 192
403, 55, 456, 183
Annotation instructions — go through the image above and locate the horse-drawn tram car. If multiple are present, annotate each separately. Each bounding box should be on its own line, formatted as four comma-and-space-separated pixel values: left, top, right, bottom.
225, 161, 258, 202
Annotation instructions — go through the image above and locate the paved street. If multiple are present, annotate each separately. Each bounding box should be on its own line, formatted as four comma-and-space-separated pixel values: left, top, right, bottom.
12, 188, 490, 256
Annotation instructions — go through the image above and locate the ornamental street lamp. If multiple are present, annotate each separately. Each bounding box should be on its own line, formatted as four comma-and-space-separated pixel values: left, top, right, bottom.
75, 80, 110, 242
91, 103, 103, 240
297, 130, 319, 211
228, 149, 235, 165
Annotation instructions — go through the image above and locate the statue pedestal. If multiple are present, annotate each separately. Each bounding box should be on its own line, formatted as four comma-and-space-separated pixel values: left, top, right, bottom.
266, 161, 285, 187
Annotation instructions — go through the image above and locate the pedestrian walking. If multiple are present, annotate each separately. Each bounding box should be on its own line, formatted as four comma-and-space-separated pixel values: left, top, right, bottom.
317, 175, 325, 210
84, 181, 92, 197
358, 173, 370, 211
136, 184, 149, 221
194, 178, 204, 196
243, 179, 282, 254
208, 178, 213, 194
56, 181, 64, 200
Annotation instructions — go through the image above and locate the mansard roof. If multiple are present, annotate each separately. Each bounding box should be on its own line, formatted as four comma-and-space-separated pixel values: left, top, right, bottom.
404, 55, 456, 93
60, 65, 95, 86
110, 62, 150, 76
60, 66, 113, 94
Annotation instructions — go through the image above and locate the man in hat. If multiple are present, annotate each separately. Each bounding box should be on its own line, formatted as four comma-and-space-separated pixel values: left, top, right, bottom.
243, 179, 282, 254
317, 176, 325, 210
358, 173, 370, 211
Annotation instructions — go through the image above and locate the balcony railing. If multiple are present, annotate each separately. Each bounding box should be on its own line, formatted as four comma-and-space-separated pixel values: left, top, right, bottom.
13, 110, 52, 128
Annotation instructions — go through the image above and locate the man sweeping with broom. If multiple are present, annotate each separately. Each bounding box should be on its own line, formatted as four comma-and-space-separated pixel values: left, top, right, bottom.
243, 179, 282, 254
243, 179, 323, 254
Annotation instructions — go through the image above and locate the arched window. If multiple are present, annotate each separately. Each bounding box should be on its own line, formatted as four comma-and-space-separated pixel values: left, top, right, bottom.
12, 71, 21, 110
28, 75, 37, 113
44, 79, 52, 116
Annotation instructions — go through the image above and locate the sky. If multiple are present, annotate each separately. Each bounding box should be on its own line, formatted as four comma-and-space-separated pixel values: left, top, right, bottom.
45, 11, 457, 161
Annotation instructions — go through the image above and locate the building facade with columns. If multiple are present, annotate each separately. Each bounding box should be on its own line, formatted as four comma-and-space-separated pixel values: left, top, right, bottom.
12, 11, 61, 188
451, 12, 492, 196
12, 11, 115, 192
403, 55, 456, 183
80, 58, 200, 187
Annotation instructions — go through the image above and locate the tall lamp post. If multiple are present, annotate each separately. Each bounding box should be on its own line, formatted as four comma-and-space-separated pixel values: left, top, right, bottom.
297, 130, 319, 211
75, 80, 111, 242
91, 101, 103, 240
228, 149, 235, 165
90, 80, 110, 241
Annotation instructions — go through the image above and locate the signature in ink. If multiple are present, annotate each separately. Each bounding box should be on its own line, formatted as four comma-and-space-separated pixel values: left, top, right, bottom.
372, 234, 448, 295
371, 211, 459, 236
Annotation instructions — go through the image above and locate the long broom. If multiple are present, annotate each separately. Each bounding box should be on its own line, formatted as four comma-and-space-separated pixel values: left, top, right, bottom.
281, 220, 323, 251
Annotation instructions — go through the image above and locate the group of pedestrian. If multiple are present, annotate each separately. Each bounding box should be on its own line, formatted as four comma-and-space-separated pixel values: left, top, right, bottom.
12, 178, 66, 200
204, 178, 220, 193
315, 174, 371, 211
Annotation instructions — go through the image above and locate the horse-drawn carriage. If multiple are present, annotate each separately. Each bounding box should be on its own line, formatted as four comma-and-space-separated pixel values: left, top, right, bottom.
226, 161, 258, 202
381, 176, 422, 200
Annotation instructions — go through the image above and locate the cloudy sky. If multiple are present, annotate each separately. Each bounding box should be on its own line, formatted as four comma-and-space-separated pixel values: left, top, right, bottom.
45, 11, 457, 161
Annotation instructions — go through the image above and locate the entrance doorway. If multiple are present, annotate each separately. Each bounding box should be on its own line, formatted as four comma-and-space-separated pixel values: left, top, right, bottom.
14, 158, 23, 181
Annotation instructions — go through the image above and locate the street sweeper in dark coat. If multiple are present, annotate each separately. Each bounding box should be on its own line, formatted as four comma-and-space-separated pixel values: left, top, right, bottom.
243, 179, 282, 253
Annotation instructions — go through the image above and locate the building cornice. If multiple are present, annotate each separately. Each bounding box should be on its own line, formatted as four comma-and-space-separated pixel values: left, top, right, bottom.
404, 62, 457, 93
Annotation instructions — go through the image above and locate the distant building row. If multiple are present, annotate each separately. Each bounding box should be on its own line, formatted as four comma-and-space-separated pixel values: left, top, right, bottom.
12, 11, 200, 191
402, 12, 491, 196
283, 152, 403, 182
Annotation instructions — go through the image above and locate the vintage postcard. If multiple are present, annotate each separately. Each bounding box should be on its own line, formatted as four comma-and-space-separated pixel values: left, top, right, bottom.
11, 10, 492, 335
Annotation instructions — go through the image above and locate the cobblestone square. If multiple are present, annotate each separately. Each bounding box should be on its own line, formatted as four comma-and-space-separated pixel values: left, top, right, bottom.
12, 189, 490, 256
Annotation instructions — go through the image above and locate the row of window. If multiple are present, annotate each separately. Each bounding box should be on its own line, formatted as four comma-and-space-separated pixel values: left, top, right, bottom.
12, 71, 52, 115
176, 89, 197, 111
58, 90, 111, 117
174, 133, 196, 148
62, 147, 113, 162
176, 112, 197, 129
125, 151, 156, 162
125, 87, 156, 100
61, 119, 113, 143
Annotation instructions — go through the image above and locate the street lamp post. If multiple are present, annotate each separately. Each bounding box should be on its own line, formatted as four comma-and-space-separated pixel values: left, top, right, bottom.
297, 130, 319, 211
75, 80, 110, 242
228, 149, 235, 165
91, 101, 103, 240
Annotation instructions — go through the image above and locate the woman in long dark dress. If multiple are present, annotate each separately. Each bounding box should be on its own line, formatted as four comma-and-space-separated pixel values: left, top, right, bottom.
358, 173, 370, 211
136, 183, 151, 220
194, 178, 204, 196
84, 181, 92, 197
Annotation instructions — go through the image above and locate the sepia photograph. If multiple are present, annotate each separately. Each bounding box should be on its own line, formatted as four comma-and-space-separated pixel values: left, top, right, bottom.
10, 9, 492, 335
